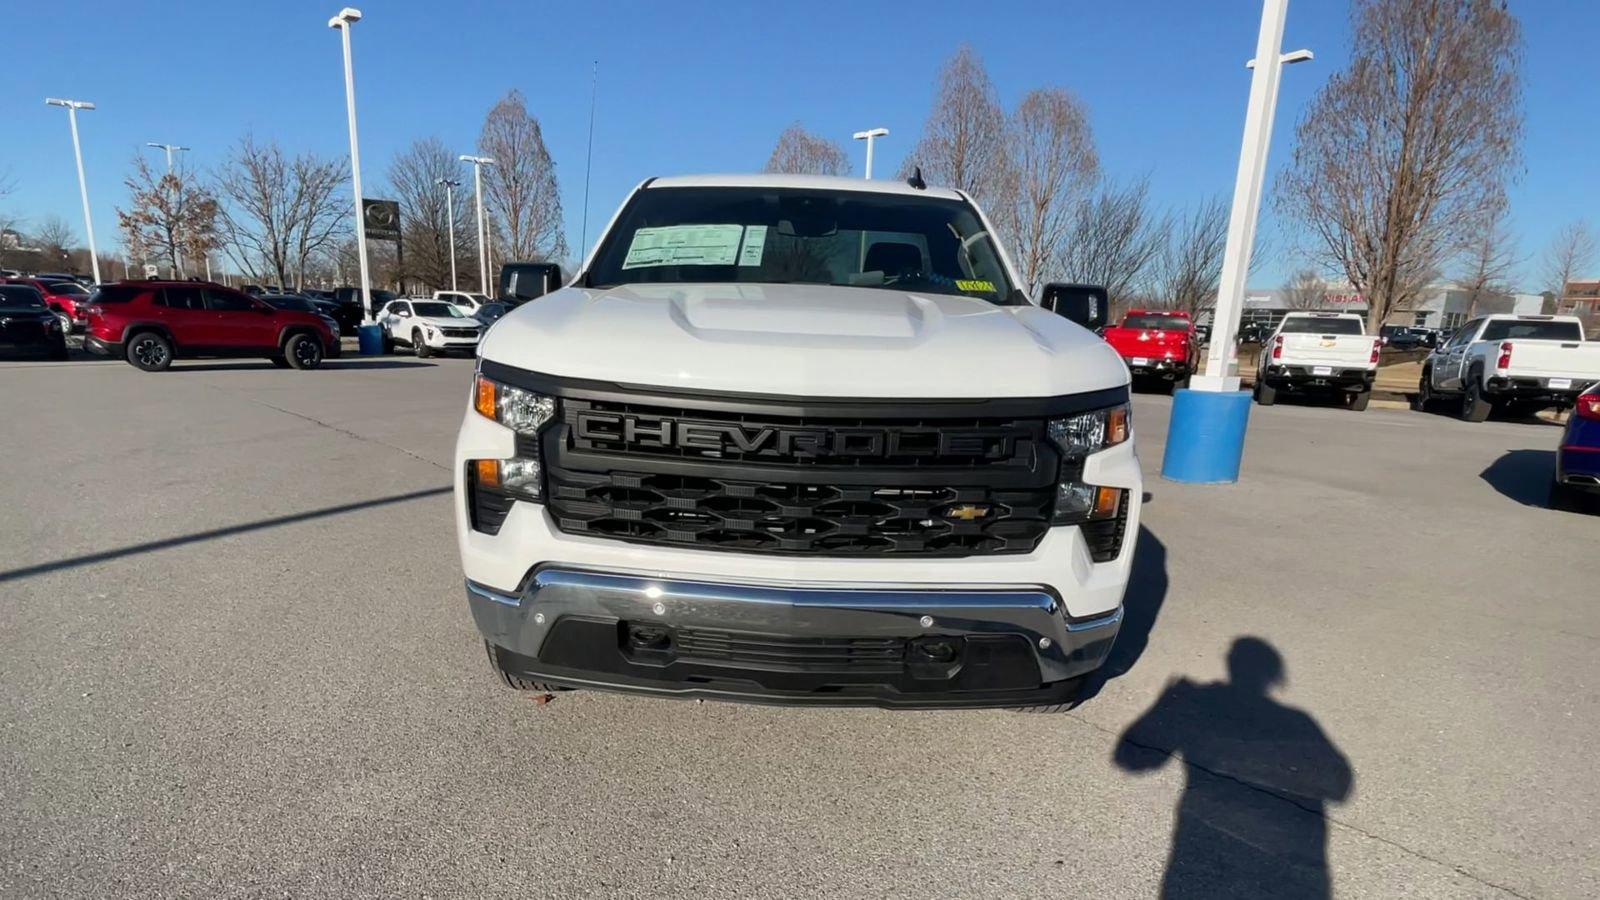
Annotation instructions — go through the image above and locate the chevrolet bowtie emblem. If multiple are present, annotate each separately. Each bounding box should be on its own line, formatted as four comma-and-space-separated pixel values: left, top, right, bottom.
944, 504, 992, 521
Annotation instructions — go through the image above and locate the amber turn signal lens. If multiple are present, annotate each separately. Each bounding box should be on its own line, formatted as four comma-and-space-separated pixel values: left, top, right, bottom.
1105, 407, 1130, 446
474, 458, 500, 489
1091, 486, 1122, 520
473, 375, 496, 420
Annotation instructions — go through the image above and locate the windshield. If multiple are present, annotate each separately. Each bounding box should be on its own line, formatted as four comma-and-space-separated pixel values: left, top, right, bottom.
1281, 317, 1364, 336
411, 302, 464, 318
49, 282, 89, 296
1122, 314, 1188, 330
0, 286, 46, 308
1480, 319, 1582, 342
586, 186, 1020, 303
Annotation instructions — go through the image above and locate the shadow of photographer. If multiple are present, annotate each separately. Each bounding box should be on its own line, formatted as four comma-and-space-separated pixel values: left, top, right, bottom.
1115, 637, 1352, 899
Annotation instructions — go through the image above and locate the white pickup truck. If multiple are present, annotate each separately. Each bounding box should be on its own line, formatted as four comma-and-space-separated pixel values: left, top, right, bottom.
1253, 312, 1380, 411
454, 173, 1140, 710
1418, 315, 1600, 421
432, 290, 492, 313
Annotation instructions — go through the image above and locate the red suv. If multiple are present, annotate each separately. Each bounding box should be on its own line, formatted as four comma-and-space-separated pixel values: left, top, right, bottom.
82, 281, 337, 372
4, 277, 95, 331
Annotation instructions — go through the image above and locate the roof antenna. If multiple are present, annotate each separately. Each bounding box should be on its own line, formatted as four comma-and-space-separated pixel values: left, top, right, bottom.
906, 167, 926, 190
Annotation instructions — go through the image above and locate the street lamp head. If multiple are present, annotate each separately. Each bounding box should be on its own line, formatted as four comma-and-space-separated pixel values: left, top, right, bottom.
853, 128, 889, 141
1282, 48, 1314, 65
459, 155, 496, 166
437, 177, 460, 187
45, 98, 94, 110
328, 6, 361, 27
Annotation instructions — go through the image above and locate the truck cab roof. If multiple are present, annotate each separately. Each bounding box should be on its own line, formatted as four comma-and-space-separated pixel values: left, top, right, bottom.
644, 173, 968, 202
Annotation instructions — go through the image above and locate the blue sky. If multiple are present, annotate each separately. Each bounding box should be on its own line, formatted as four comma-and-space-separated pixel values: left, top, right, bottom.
3, 0, 1595, 287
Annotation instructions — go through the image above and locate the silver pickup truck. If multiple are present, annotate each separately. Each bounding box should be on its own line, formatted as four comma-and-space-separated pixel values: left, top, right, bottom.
1417, 315, 1600, 421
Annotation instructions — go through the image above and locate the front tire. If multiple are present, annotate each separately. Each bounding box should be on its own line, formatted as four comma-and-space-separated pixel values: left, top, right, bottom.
413, 328, 432, 359
1414, 367, 1436, 412
126, 331, 173, 372
284, 333, 323, 370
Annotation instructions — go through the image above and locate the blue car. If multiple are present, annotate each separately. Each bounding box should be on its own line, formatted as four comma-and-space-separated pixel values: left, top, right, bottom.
1552, 382, 1600, 513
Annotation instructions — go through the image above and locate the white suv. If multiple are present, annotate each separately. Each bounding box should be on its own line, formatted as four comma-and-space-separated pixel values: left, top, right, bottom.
376, 299, 483, 357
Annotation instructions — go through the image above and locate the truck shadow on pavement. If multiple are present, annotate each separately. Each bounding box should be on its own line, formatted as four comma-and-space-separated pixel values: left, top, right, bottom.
0, 486, 450, 585
1114, 637, 1353, 899
1478, 448, 1557, 507
1075, 526, 1168, 704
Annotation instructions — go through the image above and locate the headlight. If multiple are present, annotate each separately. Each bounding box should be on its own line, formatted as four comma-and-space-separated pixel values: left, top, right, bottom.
1047, 404, 1130, 458
469, 373, 555, 501
1048, 403, 1130, 527
473, 373, 554, 433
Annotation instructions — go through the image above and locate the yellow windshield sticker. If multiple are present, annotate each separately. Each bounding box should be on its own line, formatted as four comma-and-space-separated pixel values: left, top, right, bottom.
956, 279, 996, 293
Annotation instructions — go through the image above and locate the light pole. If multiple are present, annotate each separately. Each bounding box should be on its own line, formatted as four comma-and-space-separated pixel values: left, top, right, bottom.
145, 142, 191, 278
328, 7, 374, 324
45, 98, 101, 284
1161, 0, 1311, 484
852, 128, 888, 179
459, 155, 495, 292
438, 177, 460, 291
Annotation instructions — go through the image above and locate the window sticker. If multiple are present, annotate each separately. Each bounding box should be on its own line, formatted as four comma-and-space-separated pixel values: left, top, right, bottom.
622, 224, 746, 269
737, 225, 768, 266
955, 279, 996, 293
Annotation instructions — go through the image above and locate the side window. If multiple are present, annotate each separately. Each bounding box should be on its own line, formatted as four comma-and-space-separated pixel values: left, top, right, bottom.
205, 289, 256, 312
395, 302, 412, 316
1449, 321, 1479, 347
160, 287, 206, 310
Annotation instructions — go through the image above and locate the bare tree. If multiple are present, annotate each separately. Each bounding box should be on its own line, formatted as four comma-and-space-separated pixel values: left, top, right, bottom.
478, 90, 568, 264
1539, 221, 1597, 314
34, 216, 77, 261
1057, 178, 1166, 308
213, 136, 347, 287
997, 88, 1099, 290
387, 137, 475, 291
1276, 0, 1523, 332
1282, 268, 1331, 310
900, 45, 1008, 203
1456, 202, 1519, 317
1152, 196, 1229, 315
763, 123, 851, 177
117, 155, 219, 277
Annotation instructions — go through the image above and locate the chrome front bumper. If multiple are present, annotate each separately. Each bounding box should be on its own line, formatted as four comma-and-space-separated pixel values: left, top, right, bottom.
467, 568, 1122, 707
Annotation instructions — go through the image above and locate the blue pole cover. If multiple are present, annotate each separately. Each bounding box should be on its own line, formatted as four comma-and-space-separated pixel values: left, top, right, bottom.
1161, 389, 1252, 484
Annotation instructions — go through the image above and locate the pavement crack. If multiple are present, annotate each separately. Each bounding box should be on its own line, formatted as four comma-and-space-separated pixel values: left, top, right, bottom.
1067, 710, 1535, 899
240, 396, 449, 472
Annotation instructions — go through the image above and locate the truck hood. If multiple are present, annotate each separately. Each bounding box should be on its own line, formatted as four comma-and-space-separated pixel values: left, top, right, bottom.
479, 283, 1127, 399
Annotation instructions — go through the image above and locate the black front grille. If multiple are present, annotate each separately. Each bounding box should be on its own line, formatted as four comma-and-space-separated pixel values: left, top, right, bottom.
480, 371, 1117, 558
673, 628, 905, 673
442, 328, 479, 338
561, 397, 1041, 471
547, 465, 1053, 556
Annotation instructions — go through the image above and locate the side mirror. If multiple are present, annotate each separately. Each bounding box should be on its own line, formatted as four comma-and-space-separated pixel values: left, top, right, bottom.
1039, 283, 1108, 331
499, 262, 564, 302
398, 309, 411, 318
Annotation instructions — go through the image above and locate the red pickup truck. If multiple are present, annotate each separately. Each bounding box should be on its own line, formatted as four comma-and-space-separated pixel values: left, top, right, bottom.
1100, 309, 1201, 391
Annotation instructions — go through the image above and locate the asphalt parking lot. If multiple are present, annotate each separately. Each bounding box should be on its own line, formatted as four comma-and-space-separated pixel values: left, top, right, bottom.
2, 353, 1595, 899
